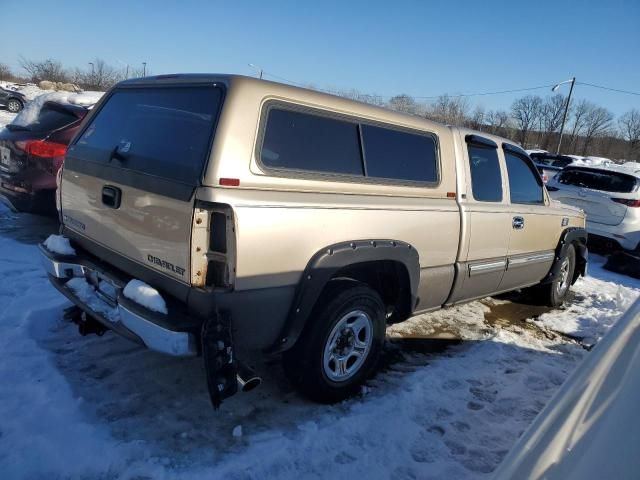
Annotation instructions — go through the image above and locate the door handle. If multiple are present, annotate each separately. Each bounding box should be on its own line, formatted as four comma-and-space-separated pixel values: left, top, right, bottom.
512, 216, 524, 230
102, 185, 122, 209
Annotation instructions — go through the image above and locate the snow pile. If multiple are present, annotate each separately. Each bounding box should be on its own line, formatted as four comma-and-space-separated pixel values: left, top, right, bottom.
43, 234, 76, 256
66, 278, 120, 323
68, 91, 104, 106
570, 156, 612, 168
123, 279, 168, 314
11, 91, 104, 127
526, 149, 548, 155
15, 84, 49, 101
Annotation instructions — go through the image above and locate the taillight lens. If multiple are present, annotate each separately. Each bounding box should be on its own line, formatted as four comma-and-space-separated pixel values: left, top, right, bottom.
612, 198, 640, 207
17, 140, 67, 158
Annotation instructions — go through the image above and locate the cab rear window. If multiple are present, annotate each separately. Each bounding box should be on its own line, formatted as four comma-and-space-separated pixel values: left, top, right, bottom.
75, 86, 222, 185
557, 168, 637, 193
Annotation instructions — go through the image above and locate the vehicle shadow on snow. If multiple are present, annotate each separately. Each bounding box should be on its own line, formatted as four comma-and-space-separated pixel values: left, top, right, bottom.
35, 297, 579, 477
0, 206, 58, 245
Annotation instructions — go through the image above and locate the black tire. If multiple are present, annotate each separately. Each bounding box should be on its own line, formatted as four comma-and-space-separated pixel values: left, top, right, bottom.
6, 98, 23, 113
283, 282, 385, 403
531, 244, 577, 307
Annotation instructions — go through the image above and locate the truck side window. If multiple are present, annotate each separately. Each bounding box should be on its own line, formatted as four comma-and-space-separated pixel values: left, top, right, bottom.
467, 145, 503, 202
261, 108, 363, 176
504, 151, 544, 204
361, 124, 438, 183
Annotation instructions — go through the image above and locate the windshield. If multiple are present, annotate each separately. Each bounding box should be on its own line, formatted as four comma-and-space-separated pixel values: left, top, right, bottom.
557, 168, 638, 193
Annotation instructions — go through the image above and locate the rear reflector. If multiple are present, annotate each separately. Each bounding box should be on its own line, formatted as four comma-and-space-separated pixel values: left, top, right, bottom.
612, 198, 640, 207
17, 140, 67, 158
219, 178, 240, 187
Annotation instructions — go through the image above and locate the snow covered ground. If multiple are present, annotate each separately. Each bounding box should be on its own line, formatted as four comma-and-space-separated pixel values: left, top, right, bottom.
0, 204, 638, 479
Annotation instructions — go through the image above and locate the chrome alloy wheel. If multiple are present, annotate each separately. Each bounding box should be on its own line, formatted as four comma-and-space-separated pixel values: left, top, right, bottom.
7, 100, 21, 113
322, 310, 373, 382
556, 257, 571, 296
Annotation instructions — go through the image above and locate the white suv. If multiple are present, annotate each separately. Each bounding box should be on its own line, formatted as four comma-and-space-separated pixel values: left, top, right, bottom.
547, 163, 640, 252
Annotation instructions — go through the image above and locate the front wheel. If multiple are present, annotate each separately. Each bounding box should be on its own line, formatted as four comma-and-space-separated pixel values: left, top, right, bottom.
283, 283, 385, 403
531, 244, 576, 307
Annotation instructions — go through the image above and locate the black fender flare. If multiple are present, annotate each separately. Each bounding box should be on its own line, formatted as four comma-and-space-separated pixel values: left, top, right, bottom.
265, 239, 420, 354
542, 227, 588, 284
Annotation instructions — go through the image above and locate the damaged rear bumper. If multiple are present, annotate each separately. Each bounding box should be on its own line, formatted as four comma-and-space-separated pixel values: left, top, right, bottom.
39, 243, 198, 357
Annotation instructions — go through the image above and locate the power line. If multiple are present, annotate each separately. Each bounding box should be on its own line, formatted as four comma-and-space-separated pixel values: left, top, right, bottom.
259, 70, 640, 103
261, 70, 555, 99
576, 81, 640, 97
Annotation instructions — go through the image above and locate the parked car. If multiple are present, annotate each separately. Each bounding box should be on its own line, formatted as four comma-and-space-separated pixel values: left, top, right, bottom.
0, 86, 27, 113
492, 298, 640, 480
0, 100, 89, 214
547, 164, 640, 252
530, 152, 575, 183
39, 74, 587, 408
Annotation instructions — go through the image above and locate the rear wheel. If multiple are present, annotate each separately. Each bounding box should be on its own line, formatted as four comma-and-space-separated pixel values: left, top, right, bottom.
531, 244, 576, 307
6, 99, 23, 113
283, 282, 385, 403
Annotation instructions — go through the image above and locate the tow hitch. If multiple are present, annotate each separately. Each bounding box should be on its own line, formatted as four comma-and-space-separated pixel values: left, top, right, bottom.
202, 311, 262, 409
63, 305, 107, 337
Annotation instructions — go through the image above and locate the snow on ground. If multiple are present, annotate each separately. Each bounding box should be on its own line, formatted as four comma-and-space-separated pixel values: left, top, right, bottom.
0, 203, 638, 479
0, 109, 17, 129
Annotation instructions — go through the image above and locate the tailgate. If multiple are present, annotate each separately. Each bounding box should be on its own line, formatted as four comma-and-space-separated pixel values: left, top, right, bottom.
60, 84, 224, 284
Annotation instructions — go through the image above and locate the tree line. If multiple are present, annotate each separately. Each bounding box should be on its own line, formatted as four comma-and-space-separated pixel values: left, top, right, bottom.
324, 88, 639, 161
1, 58, 638, 160
0, 57, 148, 91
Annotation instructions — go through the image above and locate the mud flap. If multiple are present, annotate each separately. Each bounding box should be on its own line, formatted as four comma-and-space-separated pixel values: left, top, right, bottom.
202, 311, 238, 409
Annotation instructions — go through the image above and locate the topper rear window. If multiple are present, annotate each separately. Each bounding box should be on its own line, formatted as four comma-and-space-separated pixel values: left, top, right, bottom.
74, 86, 222, 185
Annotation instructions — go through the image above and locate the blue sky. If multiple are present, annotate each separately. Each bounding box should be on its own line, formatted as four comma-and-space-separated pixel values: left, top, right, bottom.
4, 0, 639, 116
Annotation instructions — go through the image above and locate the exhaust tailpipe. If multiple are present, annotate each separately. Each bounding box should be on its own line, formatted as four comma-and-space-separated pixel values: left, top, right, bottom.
236, 362, 262, 392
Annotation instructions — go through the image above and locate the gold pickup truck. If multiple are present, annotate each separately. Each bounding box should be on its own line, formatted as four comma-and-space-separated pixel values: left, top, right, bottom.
40, 74, 587, 407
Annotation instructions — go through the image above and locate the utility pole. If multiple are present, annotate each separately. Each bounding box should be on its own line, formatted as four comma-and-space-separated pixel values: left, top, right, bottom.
248, 63, 263, 79
125, 64, 129, 78
553, 77, 576, 154
142, 62, 147, 77
88, 62, 95, 75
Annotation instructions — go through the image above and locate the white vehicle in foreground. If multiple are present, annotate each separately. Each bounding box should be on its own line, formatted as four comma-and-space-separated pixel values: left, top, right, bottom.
547, 163, 640, 252
492, 297, 640, 479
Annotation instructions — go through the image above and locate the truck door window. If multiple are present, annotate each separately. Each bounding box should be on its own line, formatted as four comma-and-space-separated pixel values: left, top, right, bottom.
467, 145, 503, 202
504, 151, 544, 204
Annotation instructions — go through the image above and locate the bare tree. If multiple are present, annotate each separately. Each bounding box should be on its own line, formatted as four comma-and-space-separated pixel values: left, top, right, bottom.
581, 106, 613, 155
427, 94, 470, 126
539, 94, 568, 150
19, 56, 69, 83
466, 106, 485, 130
387, 94, 418, 114
0, 63, 12, 82
333, 88, 385, 107
511, 95, 542, 148
618, 109, 640, 158
73, 59, 122, 90
566, 99, 591, 153
485, 110, 510, 134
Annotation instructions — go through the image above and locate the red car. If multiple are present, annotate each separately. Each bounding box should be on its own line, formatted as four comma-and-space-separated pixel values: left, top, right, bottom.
0, 101, 89, 214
